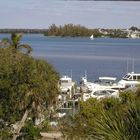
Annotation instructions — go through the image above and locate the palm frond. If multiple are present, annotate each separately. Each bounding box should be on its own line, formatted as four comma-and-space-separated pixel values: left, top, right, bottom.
11, 33, 23, 48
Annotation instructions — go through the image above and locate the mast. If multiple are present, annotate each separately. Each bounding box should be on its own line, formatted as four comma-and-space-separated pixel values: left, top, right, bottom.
126, 57, 129, 73
70, 69, 73, 79
132, 58, 135, 73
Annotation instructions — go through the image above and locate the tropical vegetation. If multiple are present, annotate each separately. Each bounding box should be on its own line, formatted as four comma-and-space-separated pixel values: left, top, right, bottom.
60, 88, 140, 140
0, 33, 140, 140
0, 33, 59, 139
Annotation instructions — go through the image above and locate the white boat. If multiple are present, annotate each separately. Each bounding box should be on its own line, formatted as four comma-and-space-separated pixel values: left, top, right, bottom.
83, 89, 119, 101
90, 34, 94, 40
118, 72, 140, 88
80, 76, 95, 92
90, 89, 119, 100
59, 75, 75, 99
59, 75, 74, 92
96, 76, 125, 90
80, 76, 124, 93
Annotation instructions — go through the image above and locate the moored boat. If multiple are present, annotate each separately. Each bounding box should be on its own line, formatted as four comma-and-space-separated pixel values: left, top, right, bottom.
118, 72, 140, 88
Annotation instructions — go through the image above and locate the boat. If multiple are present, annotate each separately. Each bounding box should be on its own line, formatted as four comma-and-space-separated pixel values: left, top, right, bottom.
59, 75, 75, 100
118, 72, 140, 88
96, 76, 125, 90
80, 76, 95, 92
83, 89, 119, 101
80, 76, 125, 93
59, 75, 74, 93
90, 89, 119, 100
90, 34, 94, 40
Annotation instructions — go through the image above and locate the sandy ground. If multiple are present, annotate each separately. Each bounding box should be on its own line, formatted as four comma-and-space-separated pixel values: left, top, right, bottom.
40, 132, 65, 140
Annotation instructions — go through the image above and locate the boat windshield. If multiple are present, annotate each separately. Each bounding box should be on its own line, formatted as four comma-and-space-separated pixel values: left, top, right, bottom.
123, 74, 132, 80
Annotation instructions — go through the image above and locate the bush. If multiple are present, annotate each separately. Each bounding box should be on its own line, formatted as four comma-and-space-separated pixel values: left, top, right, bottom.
19, 120, 41, 140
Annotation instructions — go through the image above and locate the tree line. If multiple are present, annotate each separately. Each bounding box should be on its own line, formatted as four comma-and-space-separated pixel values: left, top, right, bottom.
0, 25, 139, 38
0, 29, 48, 34
44, 24, 133, 38
45, 24, 102, 37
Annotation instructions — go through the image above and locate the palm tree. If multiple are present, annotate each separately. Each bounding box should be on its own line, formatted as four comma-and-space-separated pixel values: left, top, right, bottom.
0, 33, 32, 54
94, 99, 140, 140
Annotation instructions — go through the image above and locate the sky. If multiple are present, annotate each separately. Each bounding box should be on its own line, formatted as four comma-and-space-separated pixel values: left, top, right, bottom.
0, 0, 140, 29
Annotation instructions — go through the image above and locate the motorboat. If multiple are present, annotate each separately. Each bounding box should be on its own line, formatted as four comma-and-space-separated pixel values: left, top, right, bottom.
90, 89, 119, 100
59, 75, 75, 101
59, 75, 75, 93
95, 76, 125, 90
118, 72, 140, 88
80, 76, 95, 92
83, 89, 119, 101
80, 76, 125, 93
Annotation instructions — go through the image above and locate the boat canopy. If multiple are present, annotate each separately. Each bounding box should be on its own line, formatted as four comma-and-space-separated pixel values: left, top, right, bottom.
99, 77, 117, 81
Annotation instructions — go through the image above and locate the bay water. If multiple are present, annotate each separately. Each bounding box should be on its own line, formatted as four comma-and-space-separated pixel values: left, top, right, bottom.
1, 34, 140, 82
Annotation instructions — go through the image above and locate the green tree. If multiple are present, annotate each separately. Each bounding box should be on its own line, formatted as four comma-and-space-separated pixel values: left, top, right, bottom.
0, 35, 59, 139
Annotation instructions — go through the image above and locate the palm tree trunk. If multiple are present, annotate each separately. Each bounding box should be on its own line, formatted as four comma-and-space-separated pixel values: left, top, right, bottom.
12, 109, 29, 140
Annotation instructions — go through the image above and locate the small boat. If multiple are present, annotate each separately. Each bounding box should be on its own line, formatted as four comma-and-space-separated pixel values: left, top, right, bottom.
90, 34, 94, 40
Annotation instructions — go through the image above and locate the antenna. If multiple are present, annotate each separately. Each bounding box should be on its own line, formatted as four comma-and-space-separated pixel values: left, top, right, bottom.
126, 58, 129, 73
132, 58, 135, 73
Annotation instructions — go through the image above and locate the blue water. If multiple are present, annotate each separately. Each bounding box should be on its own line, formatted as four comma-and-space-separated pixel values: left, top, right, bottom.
1, 34, 140, 82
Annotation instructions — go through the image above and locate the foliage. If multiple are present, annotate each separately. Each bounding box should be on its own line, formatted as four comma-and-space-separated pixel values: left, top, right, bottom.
0, 34, 59, 139
61, 90, 140, 139
44, 24, 130, 38
0, 29, 48, 34
94, 98, 140, 140
40, 119, 51, 132
19, 120, 41, 140
129, 26, 139, 31
45, 24, 101, 37
0, 33, 32, 54
0, 127, 12, 140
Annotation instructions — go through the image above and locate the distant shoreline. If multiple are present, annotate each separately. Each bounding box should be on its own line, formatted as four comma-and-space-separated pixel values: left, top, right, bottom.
0, 24, 139, 38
